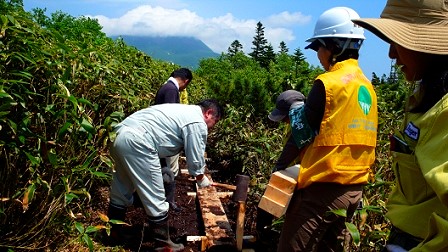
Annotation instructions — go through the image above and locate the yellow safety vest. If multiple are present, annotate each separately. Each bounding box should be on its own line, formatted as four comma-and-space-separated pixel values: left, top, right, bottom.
298, 59, 378, 188
180, 89, 189, 104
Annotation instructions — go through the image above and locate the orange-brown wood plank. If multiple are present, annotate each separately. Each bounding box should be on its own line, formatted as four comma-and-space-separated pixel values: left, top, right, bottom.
196, 176, 235, 250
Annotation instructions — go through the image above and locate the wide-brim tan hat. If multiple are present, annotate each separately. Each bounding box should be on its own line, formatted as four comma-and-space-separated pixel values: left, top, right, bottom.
352, 0, 448, 55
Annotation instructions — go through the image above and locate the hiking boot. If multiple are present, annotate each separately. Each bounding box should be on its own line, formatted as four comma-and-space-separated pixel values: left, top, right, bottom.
148, 215, 184, 252
100, 203, 128, 246
165, 181, 182, 212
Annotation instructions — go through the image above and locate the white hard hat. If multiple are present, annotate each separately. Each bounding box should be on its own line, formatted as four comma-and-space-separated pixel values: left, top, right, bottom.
305, 7, 365, 51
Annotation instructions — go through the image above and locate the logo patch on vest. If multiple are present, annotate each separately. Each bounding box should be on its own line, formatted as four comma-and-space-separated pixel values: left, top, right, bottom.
358, 86, 372, 115
404, 122, 419, 141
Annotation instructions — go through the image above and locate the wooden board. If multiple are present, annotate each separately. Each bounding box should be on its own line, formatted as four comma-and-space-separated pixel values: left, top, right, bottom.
196, 176, 235, 250
258, 165, 299, 218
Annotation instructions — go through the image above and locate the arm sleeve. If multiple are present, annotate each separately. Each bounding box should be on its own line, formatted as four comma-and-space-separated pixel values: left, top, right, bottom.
274, 135, 301, 171
285, 79, 325, 156
182, 123, 207, 176
305, 80, 326, 131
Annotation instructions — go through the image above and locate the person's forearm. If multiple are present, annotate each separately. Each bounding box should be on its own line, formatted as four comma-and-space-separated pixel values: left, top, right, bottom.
274, 136, 301, 171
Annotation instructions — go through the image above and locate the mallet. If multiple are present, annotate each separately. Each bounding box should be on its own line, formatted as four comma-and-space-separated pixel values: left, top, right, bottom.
232, 174, 250, 251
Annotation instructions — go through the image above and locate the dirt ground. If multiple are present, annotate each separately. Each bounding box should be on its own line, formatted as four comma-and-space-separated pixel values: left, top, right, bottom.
89, 159, 280, 252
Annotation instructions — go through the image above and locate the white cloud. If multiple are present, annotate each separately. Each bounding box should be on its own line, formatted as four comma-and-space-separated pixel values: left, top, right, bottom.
93, 5, 310, 54
266, 11, 311, 27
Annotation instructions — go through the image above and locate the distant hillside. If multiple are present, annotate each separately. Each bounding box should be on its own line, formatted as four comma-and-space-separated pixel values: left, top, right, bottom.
112, 36, 220, 69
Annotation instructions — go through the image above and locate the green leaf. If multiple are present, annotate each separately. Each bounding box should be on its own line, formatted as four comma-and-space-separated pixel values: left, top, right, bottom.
24, 151, 40, 166
329, 209, 347, 217
82, 233, 94, 252
110, 111, 125, 119
70, 189, 91, 202
362, 205, 383, 213
6, 15, 17, 26
80, 118, 95, 135
100, 155, 114, 168
91, 171, 111, 179
58, 121, 72, 138
109, 219, 128, 225
65, 192, 79, 204
82, 150, 97, 168
85, 225, 101, 233
75, 222, 84, 234
47, 148, 58, 166
68, 95, 78, 107
22, 184, 36, 211
345, 222, 360, 246
78, 98, 93, 107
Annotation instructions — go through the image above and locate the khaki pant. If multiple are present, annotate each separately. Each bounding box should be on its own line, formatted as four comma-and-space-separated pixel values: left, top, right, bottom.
277, 183, 362, 252
165, 154, 180, 177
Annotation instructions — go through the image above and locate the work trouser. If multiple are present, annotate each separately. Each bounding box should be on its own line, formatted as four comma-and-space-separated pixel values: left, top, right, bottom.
109, 125, 169, 218
165, 154, 180, 176
382, 227, 422, 251
277, 183, 363, 252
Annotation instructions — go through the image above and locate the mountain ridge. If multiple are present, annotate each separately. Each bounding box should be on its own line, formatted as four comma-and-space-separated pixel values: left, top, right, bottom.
112, 36, 220, 69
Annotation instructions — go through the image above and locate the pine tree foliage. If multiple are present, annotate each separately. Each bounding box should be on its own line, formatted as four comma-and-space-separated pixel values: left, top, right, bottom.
249, 21, 269, 66
279, 41, 288, 54
228, 40, 243, 56
262, 43, 276, 68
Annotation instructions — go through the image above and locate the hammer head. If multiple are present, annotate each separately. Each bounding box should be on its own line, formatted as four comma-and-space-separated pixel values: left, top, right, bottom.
232, 174, 250, 202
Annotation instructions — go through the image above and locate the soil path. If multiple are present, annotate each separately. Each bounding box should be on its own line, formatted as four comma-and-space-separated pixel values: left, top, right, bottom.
90, 161, 280, 251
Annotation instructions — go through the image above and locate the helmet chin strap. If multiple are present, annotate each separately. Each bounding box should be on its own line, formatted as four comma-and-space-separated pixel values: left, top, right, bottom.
331, 39, 364, 63
332, 38, 352, 63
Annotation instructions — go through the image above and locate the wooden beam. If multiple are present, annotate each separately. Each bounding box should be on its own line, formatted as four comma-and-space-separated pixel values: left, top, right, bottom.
187, 191, 233, 198
196, 176, 235, 250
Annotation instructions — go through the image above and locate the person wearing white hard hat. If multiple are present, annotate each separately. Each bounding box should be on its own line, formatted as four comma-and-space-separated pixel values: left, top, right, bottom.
276, 7, 378, 251
353, 0, 448, 251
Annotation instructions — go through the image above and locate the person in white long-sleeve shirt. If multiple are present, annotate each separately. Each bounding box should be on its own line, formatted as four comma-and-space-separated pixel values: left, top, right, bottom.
105, 99, 224, 251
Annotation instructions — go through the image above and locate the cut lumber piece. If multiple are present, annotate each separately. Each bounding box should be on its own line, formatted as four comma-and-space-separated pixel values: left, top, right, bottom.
186, 236, 208, 251
268, 166, 299, 192
258, 165, 300, 218
259, 195, 289, 218
263, 184, 294, 206
196, 176, 235, 250
187, 191, 233, 198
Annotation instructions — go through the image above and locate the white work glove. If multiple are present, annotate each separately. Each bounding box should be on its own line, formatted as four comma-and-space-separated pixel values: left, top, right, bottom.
386, 245, 408, 252
197, 175, 211, 188
161, 166, 175, 183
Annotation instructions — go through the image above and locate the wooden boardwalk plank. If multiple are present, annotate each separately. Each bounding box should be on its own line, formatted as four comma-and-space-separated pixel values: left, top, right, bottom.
196, 176, 235, 250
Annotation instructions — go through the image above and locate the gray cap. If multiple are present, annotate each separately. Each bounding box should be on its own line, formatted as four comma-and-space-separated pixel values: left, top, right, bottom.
268, 90, 305, 122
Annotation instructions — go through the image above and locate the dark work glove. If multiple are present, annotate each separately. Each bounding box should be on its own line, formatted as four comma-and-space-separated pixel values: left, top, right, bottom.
161, 166, 175, 183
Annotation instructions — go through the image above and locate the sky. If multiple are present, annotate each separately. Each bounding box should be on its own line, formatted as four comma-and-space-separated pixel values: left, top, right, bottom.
22, 0, 393, 78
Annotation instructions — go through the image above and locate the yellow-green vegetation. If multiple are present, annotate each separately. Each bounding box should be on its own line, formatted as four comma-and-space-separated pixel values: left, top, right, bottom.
1, 1, 410, 251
